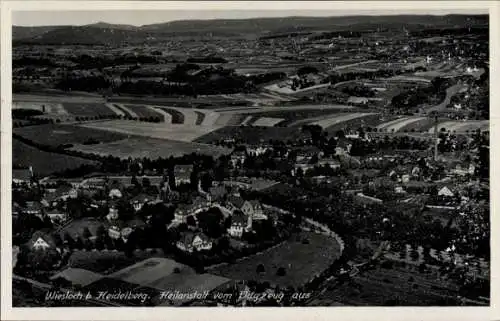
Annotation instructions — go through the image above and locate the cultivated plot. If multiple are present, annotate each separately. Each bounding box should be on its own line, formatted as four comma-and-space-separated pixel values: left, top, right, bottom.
252, 117, 285, 127
71, 137, 232, 159
311, 113, 377, 129
14, 124, 129, 146
13, 138, 96, 176
429, 120, 489, 133
209, 232, 341, 288
63, 103, 116, 117
79, 120, 223, 142
12, 101, 69, 115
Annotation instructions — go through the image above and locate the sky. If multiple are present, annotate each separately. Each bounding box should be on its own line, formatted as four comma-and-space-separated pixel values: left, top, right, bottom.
13, 9, 488, 27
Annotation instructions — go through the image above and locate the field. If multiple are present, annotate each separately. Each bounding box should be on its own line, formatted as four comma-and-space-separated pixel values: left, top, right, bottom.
71, 137, 232, 158
312, 263, 463, 306
13, 138, 97, 176
429, 120, 489, 133
58, 217, 108, 240
195, 126, 310, 144
12, 101, 69, 115
79, 120, 223, 142
251, 117, 285, 127
157, 107, 185, 124
109, 257, 192, 285
63, 103, 116, 117
209, 232, 341, 288
311, 113, 377, 129
108, 257, 232, 302
123, 104, 165, 120
14, 124, 129, 146
376, 117, 431, 132
324, 113, 382, 133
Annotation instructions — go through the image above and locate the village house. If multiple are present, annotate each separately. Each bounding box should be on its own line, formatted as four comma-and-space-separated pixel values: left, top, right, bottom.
106, 205, 119, 221
176, 232, 213, 252
209, 185, 227, 203
174, 164, 194, 186
45, 209, 68, 224
228, 210, 252, 238
174, 204, 189, 223
79, 177, 106, 190
108, 226, 122, 240
24, 201, 44, 220
438, 186, 455, 198
335, 140, 352, 156
29, 230, 57, 251
230, 151, 247, 168
108, 188, 123, 199
246, 146, 271, 156
354, 192, 383, 205
13, 168, 33, 185
130, 193, 158, 212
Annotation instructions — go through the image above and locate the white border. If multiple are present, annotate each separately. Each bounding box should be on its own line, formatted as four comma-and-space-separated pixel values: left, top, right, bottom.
1, 1, 498, 321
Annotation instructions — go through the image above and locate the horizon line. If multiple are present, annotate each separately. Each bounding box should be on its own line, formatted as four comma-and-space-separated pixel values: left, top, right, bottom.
12, 12, 488, 28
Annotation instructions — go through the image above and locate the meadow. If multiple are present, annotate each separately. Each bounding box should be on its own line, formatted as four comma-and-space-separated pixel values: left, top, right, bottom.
209, 232, 341, 288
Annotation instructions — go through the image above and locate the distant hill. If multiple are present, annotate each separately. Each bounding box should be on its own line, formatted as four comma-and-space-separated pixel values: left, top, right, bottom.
13, 14, 488, 45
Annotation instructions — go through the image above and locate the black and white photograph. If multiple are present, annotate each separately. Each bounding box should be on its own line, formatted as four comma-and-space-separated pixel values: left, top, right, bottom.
1, 0, 495, 318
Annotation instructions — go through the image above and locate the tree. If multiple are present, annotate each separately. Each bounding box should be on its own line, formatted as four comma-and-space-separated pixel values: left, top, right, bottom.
197, 208, 224, 238
82, 227, 92, 240
256, 264, 265, 274
276, 267, 286, 276
186, 215, 197, 227
142, 177, 151, 189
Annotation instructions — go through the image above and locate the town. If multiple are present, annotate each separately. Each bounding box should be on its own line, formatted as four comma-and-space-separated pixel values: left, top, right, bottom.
11, 13, 489, 307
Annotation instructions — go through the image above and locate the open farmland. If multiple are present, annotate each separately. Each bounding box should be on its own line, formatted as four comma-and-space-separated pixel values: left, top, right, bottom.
314, 263, 465, 306
195, 126, 310, 144
123, 104, 165, 121
79, 120, 223, 142
13, 138, 96, 176
429, 120, 489, 133
311, 113, 377, 129
377, 117, 429, 132
71, 137, 232, 158
58, 218, 108, 240
157, 107, 185, 124
14, 124, 129, 146
63, 103, 117, 117
13, 101, 69, 115
109, 257, 193, 285
251, 117, 285, 127
209, 232, 341, 288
